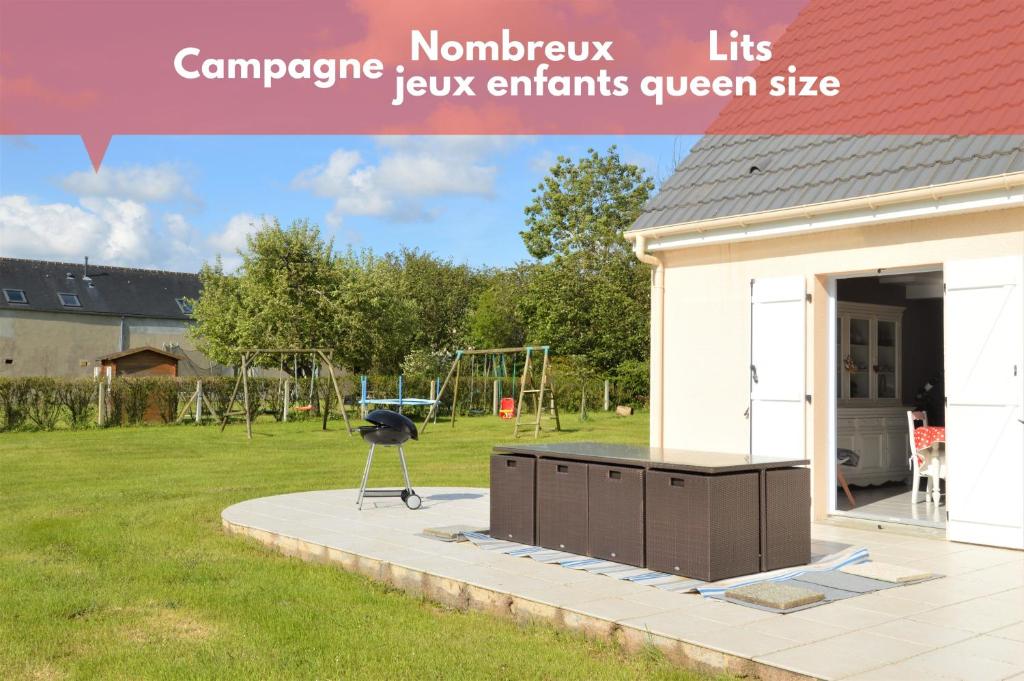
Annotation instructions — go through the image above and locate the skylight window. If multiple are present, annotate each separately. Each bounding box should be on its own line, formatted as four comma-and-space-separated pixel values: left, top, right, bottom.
2, 289, 27, 304
58, 292, 81, 307
175, 298, 194, 315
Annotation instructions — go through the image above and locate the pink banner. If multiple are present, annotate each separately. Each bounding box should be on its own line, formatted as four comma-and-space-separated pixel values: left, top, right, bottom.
1, 0, 1021, 169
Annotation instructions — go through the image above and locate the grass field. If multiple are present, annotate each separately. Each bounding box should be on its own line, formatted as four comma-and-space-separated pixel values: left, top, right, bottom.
0, 411, 723, 680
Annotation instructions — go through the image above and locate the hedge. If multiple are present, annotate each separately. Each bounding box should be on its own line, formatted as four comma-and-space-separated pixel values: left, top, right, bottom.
0, 365, 647, 432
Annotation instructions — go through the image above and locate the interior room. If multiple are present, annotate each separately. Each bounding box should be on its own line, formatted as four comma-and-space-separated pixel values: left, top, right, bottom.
833, 268, 946, 528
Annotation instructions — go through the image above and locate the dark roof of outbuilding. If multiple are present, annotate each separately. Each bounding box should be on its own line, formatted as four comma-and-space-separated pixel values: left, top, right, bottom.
0, 258, 200, 319
630, 135, 1024, 232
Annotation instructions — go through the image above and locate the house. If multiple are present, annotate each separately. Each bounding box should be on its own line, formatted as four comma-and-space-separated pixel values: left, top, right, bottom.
98, 346, 182, 377
627, 135, 1024, 550
0, 257, 227, 377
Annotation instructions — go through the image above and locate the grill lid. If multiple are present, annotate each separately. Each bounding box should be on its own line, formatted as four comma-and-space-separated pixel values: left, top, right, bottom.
364, 409, 418, 440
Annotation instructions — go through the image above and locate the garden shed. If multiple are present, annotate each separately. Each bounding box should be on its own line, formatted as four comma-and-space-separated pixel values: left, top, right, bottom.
98, 346, 181, 377
628, 134, 1024, 550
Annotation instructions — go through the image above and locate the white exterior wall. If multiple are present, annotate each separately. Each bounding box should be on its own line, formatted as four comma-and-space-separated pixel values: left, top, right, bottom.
655, 206, 1024, 519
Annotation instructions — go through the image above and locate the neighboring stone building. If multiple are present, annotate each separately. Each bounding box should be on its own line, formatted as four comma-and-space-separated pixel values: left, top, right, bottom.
0, 257, 227, 377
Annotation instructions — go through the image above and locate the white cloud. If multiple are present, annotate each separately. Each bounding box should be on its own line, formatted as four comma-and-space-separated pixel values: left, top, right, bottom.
161, 213, 202, 271
292, 136, 518, 226
206, 213, 260, 271
529, 150, 558, 175
0, 195, 152, 264
61, 163, 193, 203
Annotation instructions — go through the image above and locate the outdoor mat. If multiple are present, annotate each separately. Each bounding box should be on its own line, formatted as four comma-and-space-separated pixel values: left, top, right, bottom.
463, 532, 940, 613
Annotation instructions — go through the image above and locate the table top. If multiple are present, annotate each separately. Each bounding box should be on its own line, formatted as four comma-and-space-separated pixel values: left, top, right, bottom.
493, 442, 808, 474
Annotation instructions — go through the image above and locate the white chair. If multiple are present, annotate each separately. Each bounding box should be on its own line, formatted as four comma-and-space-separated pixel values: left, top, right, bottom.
907, 410, 945, 504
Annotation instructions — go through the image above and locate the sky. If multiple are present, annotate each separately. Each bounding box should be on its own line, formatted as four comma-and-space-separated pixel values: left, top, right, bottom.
0, 134, 696, 272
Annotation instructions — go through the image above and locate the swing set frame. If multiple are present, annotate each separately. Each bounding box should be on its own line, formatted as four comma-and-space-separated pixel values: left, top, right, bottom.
219, 348, 352, 439
421, 345, 560, 438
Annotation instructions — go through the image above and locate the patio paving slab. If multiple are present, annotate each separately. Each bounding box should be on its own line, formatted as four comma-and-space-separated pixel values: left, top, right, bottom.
222, 487, 1023, 680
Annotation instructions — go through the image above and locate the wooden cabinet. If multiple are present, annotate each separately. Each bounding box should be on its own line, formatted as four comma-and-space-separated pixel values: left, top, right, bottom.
835, 302, 910, 486
837, 406, 911, 486
836, 302, 904, 403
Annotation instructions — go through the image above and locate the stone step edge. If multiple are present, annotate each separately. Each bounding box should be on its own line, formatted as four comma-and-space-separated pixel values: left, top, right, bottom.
221, 518, 817, 681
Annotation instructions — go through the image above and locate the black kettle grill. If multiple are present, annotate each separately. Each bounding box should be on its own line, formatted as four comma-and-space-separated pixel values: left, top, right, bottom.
355, 409, 421, 510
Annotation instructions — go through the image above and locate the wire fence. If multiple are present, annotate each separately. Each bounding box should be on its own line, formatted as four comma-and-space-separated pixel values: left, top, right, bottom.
0, 366, 648, 432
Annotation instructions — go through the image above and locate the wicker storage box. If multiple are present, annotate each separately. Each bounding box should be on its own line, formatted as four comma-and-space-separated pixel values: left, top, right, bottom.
536, 459, 589, 554
645, 470, 760, 581
763, 467, 811, 570
489, 455, 536, 544
587, 464, 645, 566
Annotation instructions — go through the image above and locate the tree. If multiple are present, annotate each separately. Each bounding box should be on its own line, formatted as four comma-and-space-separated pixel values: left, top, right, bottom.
189, 218, 350, 368
386, 247, 484, 355
188, 256, 244, 366
468, 266, 529, 349
519, 147, 654, 373
522, 145, 654, 261
329, 248, 415, 372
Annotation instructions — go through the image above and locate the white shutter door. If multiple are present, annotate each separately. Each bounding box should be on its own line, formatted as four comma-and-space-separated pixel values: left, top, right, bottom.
945, 256, 1024, 549
750, 277, 806, 459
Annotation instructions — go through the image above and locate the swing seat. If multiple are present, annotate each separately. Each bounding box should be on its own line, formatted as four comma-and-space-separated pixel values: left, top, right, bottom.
499, 397, 515, 420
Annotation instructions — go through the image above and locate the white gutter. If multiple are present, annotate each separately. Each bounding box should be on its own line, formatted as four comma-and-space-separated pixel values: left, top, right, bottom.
632, 234, 665, 448
626, 172, 1024, 251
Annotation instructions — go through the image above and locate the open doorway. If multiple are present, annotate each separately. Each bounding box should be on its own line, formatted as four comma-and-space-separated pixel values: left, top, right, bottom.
830, 268, 946, 528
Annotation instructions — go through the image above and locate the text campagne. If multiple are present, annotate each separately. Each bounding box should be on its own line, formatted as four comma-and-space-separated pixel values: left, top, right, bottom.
173, 29, 840, 106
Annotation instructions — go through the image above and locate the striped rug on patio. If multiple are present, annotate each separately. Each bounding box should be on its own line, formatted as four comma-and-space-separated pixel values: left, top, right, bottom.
462, 531, 869, 595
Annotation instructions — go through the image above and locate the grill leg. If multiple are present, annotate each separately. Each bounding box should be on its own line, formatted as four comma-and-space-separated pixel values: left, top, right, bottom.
357, 443, 375, 510
398, 445, 413, 492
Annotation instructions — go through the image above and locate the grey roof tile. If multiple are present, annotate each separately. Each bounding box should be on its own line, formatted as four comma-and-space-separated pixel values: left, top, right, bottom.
630, 135, 1024, 231
0, 258, 200, 319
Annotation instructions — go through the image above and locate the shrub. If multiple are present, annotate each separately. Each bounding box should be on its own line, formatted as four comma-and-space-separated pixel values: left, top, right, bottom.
149, 377, 182, 423
202, 376, 236, 419
613, 359, 649, 407
0, 377, 31, 431
109, 377, 150, 425
265, 376, 286, 421
58, 378, 96, 428
26, 377, 62, 430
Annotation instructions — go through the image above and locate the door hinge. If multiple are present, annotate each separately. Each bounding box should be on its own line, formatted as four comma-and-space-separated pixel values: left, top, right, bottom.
750, 365, 759, 383
805, 394, 812, 404
805, 293, 813, 303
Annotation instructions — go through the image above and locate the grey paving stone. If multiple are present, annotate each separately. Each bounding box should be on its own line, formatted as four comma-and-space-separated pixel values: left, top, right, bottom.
725, 583, 825, 610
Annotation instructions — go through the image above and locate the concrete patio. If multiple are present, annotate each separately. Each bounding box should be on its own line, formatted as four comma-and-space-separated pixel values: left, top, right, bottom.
222, 488, 1024, 681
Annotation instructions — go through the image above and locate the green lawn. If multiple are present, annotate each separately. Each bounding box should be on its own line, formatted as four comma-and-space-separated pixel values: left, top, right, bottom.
0, 412, 722, 680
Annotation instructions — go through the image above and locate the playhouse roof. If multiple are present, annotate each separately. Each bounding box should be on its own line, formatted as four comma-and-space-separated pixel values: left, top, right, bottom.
97, 346, 184, 362
630, 135, 1024, 232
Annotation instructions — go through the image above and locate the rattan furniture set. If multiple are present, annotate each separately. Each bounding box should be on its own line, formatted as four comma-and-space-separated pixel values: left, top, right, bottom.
490, 442, 810, 581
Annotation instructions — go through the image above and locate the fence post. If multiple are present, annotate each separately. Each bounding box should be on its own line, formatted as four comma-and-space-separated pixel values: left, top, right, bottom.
97, 379, 106, 426
195, 380, 204, 423
603, 379, 610, 411
492, 380, 499, 415
283, 378, 290, 422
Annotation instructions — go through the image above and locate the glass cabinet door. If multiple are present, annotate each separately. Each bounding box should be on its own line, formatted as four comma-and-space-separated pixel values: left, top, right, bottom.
876, 319, 897, 399
848, 317, 870, 399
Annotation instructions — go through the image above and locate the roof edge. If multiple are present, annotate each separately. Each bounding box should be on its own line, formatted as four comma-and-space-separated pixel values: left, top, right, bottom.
97, 345, 184, 362
0, 257, 200, 278
625, 171, 1024, 243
